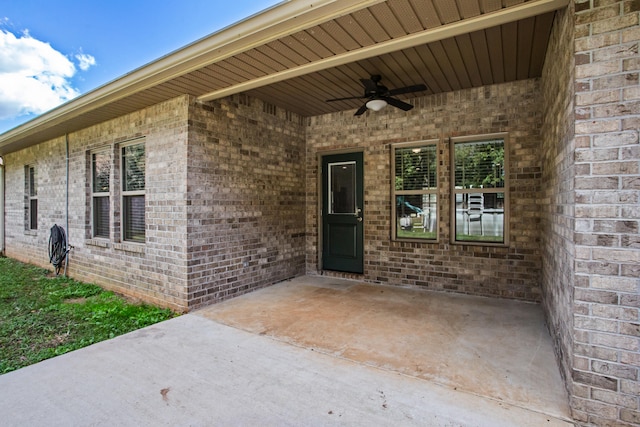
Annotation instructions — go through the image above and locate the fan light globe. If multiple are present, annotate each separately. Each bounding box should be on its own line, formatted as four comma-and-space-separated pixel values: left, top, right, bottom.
366, 99, 387, 111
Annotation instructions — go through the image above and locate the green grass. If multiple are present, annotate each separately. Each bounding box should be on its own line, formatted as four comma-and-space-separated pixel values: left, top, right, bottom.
396, 229, 437, 240
0, 257, 176, 374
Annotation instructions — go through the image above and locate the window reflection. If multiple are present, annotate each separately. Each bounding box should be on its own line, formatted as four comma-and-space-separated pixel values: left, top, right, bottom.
329, 162, 355, 214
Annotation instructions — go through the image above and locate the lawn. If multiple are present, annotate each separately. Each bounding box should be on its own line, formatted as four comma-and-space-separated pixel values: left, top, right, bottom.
0, 257, 175, 374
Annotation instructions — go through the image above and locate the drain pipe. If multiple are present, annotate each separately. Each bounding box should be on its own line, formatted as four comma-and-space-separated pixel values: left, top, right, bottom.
0, 156, 4, 256
64, 134, 70, 276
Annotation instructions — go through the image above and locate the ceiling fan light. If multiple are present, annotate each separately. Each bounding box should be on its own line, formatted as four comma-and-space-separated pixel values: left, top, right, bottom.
366, 99, 387, 111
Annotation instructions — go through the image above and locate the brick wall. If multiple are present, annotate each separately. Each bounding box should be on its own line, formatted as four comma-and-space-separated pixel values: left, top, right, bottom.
2, 94, 307, 312
184, 95, 306, 309
539, 2, 577, 415
570, 1, 640, 425
3, 95, 192, 311
306, 79, 543, 301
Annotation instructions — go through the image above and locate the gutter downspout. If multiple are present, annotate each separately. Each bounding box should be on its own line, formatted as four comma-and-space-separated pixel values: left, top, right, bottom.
0, 156, 4, 256
64, 134, 70, 276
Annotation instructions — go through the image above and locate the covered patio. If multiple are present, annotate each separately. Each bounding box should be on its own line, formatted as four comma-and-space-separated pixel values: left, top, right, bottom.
199, 275, 572, 423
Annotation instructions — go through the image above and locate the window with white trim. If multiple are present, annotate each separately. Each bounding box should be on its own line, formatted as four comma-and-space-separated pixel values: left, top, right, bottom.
91, 151, 110, 238
26, 165, 37, 230
451, 134, 508, 245
392, 140, 438, 241
121, 142, 145, 243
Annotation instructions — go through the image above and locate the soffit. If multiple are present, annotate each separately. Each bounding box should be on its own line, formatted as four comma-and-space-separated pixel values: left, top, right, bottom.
0, 0, 565, 155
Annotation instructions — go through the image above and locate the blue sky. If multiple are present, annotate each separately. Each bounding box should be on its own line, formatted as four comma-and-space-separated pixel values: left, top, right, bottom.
0, 0, 281, 134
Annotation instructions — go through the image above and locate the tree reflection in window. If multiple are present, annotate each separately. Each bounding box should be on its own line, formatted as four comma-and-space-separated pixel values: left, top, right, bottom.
392, 141, 438, 240
452, 136, 507, 244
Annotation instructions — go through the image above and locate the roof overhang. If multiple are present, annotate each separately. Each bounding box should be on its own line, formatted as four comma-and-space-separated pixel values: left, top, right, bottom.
0, 0, 569, 156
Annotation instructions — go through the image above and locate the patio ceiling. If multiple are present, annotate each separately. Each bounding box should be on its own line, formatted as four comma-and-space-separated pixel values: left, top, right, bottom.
0, 0, 568, 155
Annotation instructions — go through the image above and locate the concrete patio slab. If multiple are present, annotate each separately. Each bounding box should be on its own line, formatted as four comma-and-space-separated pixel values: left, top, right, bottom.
0, 276, 574, 426
198, 276, 573, 422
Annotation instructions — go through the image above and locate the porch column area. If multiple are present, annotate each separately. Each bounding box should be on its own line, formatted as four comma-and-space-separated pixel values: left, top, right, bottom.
558, 1, 638, 425
184, 96, 306, 309
542, 1, 640, 425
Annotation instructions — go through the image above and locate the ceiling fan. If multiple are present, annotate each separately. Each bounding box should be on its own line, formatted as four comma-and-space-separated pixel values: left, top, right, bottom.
326, 75, 427, 116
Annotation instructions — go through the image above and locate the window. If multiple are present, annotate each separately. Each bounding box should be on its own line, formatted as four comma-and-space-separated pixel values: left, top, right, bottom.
392, 140, 438, 241
451, 134, 508, 245
92, 151, 110, 238
121, 142, 145, 243
27, 165, 37, 230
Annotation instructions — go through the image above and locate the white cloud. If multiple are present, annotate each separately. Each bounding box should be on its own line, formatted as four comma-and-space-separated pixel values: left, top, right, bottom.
0, 29, 91, 120
76, 52, 96, 71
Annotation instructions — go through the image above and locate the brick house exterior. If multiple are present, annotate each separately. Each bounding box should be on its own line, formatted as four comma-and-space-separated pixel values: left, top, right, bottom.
0, 1, 638, 425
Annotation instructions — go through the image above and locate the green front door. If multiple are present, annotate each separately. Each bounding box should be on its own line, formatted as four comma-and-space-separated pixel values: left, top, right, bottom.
322, 152, 364, 274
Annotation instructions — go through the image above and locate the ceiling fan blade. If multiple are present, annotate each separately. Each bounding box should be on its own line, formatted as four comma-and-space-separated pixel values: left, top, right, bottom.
387, 84, 427, 97
383, 96, 414, 111
354, 103, 368, 116
326, 95, 365, 102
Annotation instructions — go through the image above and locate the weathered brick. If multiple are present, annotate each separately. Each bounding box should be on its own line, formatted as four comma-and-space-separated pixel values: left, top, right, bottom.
621, 409, 640, 424
592, 276, 639, 292
576, 89, 621, 106
592, 388, 638, 409
574, 342, 619, 361
576, 147, 620, 162
624, 56, 640, 71
591, 331, 640, 351
624, 85, 640, 100
592, 13, 640, 35
621, 379, 640, 395
622, 234, 640, 247
620, 322, 640, 337
576, 60, 621, 79
593, 102, 640, 120
575, 315, 619, 332
576, 261, 621, 276
592, 360, 639, 380
575, 119, 621, 134
594, 219, 639, 233
592, 248, 640, 263
576, 5, 620, 25
576, 31, 622, 52
591, 73, 639, 91
576, 205, 618, 217
575, 288, 619, 304
621, 294, 640, 308
623, 24, 640, 42
622, 176, 640, 189
575, 176, 619, 189
574, 370, 619, 391
592, 304, 639, 321
621, 263, 640, 278
594, 42, 639, 62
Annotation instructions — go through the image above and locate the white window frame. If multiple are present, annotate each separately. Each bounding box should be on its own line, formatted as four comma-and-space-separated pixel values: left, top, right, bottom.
120, 140, 146, 243
450, 133, 509, 246
27, 165, 37, 230
91, 150, 111, 239
391, 139, 439, 242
